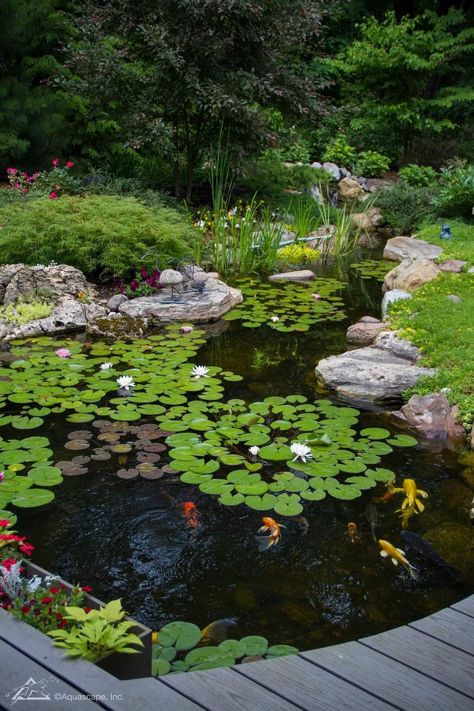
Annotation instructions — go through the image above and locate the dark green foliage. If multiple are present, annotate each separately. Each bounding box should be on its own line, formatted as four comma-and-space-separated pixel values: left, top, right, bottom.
434, 164, 474, 217
399, 164, 438, 186
375, 182, 437, 233
0, 195, 194, 278
354, 150, 390, 177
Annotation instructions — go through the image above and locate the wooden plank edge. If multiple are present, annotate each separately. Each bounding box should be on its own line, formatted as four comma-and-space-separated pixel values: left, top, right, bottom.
231, 666, 307, 710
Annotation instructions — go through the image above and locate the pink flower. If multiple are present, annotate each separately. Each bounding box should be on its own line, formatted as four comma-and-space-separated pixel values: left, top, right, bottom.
180, 326, 193, 333
0, 472, 5, 482
49, 191, 58, 200
66, 161, 74, 169
52, 158, 59, 167
6, 168, 17, 175
55, 348, 71, 358
21, 188, 27, 193
0, 518, 10, 526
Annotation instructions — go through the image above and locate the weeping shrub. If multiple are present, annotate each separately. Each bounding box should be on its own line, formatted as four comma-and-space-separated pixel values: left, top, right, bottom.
0, 195, 194, 278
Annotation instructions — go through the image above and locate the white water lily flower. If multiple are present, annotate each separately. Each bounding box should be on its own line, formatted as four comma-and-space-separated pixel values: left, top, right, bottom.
271, 316, 280, 323
191, 365, 209, 379
117, 375, 135, 390
290, 442, 313, 463
249, 446, 260, 457
100, 362, 113, 370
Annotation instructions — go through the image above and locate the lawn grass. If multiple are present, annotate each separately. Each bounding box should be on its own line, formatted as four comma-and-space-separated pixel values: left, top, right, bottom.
388, 273, 474, 430
415, 220, 474, 267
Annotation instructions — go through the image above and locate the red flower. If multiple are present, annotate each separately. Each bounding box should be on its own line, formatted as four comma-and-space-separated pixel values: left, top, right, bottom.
82, 585, 92, 593
20, 606, 30, 614
49, 587, 61, 594
66, 161, 74, 169
83, 607, 92, 613
52, 158, 59, 167
0, 519, 11, 527
58, 619, 67, 628
41, 596, 53, 605
19, 542, 34, 556
49, 191, 58, 200
2, 558, 19, 571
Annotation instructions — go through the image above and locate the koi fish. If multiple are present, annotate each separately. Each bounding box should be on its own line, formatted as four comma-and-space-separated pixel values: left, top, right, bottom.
400, 531, 462, 581
373, 480, 395, 504
256, 516, 285, 551
181, 501, 200, 529
200, 618, 237, 644
294, 516, 309, 536
365, 504, 379, 542
378, 539, 418, 579
394, 479, 428, 529
346, 522, 360, 543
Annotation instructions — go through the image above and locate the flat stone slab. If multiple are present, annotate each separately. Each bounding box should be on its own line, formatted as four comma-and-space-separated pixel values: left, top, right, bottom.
315, 333, 435, 405
383, 236, 442, 262
119, 277, 242, 323
439, 259, 467, 273
268, 270, 316, 282
383, 258, 440, 292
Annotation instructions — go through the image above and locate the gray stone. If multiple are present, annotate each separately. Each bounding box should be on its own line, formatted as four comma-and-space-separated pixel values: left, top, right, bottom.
315, 345, 436, 405
356, 176, 368, 188
346, 319, 385, 346
392, 393, 465, 439
438, 259, 467, 273
366, 178, 393, 192
340, 168, 352, 178
382, 258, 440, 292
374, 331, 420, 362
119, 275, 242, 323
310, 185, 323, 203
381, 289, 412, 318
383, 236, 442, 262
446, 294, 462, 303
360, 316, 381, 323
321, 162, 341, 181
468, 266, 474, 274
107, 294, 129, 311
311, 161, 322, 169
338, 177, 364, 200
268, 270, 316, 282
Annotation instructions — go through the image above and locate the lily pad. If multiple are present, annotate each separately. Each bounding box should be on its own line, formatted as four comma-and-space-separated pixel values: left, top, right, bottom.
158, 621, 202, 651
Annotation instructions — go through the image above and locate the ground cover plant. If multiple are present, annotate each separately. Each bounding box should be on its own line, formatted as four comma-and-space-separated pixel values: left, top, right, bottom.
415, 222, 474, 267
389, 273, 474, 430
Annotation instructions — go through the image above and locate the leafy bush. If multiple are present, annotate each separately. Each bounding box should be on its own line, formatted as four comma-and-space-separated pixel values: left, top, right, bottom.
277, 243, 320, 266
354, 150, 390, 177
433, 165, 474, 217
241, 156, 319, 203
399, 164, 437, 187
0, 195, 194, 278
322, 135, 356, 168
375, 182, 437, 233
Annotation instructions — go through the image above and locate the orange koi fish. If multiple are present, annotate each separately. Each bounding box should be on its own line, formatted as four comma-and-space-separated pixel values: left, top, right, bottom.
346, 522, 360, 543
181, 501, 201, 529
256, 517, 285, 551
373, 480, 396, 504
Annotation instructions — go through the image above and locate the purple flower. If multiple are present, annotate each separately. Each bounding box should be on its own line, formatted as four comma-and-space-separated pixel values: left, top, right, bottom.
140, 268, 149, 279
130, 280, 140, 292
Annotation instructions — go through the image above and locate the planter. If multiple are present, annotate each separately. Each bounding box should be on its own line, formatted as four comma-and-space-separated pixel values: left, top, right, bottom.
24, 561, 152, 680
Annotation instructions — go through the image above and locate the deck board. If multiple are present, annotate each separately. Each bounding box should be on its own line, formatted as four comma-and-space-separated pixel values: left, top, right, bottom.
361, 623, 474, 698
409, 607, 474, 655
302, 639, 471, 711
451, 596, 474, 617
235, 652, 396, 711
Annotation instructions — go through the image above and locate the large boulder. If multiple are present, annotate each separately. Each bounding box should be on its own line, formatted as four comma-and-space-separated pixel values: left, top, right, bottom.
383, 236, 442, 262
346, 317, 385, 346
119, 275, 242, 323
381, 289, 412, 318
351, 207, 384, 232
321, 162, 341, 181
338, 177, 364, 201
268, 270, 316, 282
392, 393, 465, 440
315, 332, 435, 405
382, 258, 441, 292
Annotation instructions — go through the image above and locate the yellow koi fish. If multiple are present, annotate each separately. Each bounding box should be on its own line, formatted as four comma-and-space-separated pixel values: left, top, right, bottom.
394, 478, 428, 529
378, 539, 418, 579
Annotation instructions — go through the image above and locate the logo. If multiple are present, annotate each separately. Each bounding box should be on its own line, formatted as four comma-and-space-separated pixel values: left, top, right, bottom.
6, 676, 56, 705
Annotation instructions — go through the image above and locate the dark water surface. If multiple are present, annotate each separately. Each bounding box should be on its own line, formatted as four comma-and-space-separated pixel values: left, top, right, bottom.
18, 252, 474, 650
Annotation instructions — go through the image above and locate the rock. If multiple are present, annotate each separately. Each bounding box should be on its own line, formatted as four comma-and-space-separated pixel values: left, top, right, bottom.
366, 178, 393, 192
423, 521, 474, 577
382, 258, 440, 292
107, 294, 129, 311
468, 266, 474, 274
351, 207, 384, 232
383, 236, 442, 262
374, 331, 420, 362
359, 316, 381, 323
439, 259, 467, 273
87, 314, 147, 339
392, 393, 465, 439
311, 161, 322, 169
322, 162, 341, 181
310, 184, 323, 203
268, 270, 316, 282
340, 168, 352, 179
119, 275, 242, 323
381, 289, 412, 318
356, 176, 368, 189
338, 177, 364, 200
315, 343, 435, 405
446, 294, 462, 304
346, 318, 385, 346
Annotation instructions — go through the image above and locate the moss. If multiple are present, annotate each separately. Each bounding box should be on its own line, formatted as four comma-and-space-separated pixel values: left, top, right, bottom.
0, 301, 53, 325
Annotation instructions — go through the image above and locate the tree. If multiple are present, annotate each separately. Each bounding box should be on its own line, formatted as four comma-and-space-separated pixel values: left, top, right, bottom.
0, 0, 73, 168
62, 0, 332, 199
326, 9, 474, 163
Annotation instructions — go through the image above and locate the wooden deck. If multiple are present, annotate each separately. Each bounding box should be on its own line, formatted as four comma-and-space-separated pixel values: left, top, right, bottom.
1, 596, 473, 710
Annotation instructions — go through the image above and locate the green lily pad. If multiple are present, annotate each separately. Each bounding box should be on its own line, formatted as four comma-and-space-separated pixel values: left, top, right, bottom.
273, 493, 303, 516
158, 621, 202, 651
266, 644, 299, 657
11, 488, 55, 508
241, 635, 268, 656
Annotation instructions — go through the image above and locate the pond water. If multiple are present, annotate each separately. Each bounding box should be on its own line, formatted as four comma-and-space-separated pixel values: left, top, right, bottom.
5, 248, 474, 653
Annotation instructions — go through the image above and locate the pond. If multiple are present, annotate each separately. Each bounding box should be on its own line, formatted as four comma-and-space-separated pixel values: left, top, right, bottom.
2, 248, 473, 655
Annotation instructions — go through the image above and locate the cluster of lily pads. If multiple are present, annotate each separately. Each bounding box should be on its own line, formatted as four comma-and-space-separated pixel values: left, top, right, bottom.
158, 396, 416, 515
152, 621, 298, 676
350, 260, 391, 282
223, 278, 346, 332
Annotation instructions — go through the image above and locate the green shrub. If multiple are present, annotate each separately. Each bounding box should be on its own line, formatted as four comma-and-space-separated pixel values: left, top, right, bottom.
375, 182, 437, 233
322, 135, 356, 168
399, 164, 437, 187
354, 150, 390, 177
0, 195, 194, 278
433, 165, 474, 218
241, 156, 320, 203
